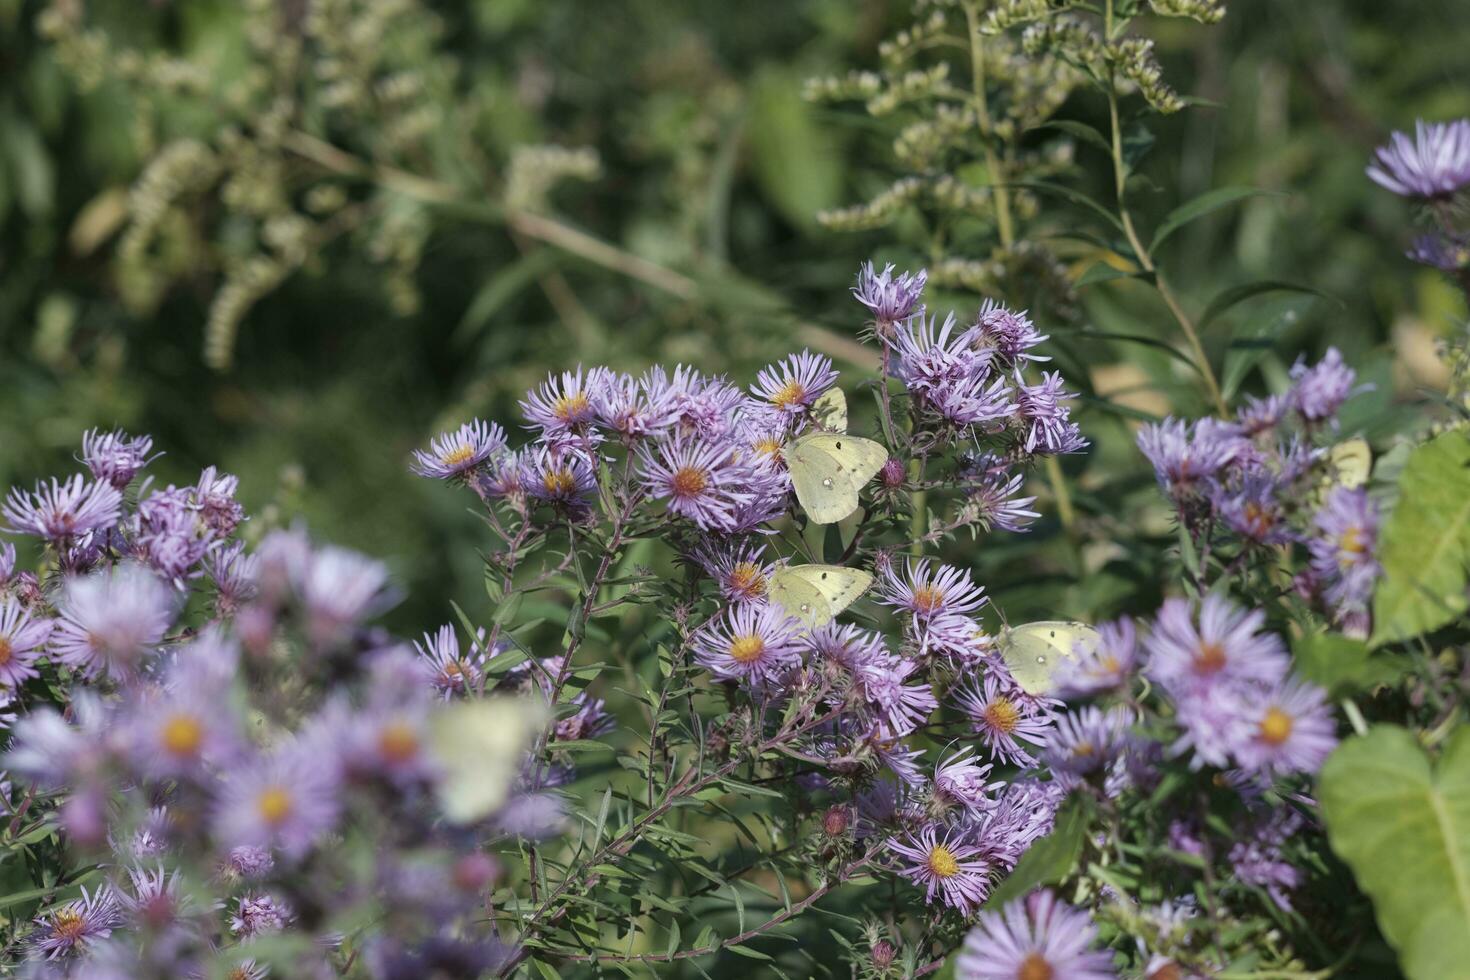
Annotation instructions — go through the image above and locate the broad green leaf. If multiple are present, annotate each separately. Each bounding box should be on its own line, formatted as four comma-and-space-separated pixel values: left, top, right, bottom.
1371, 430, 1470, 646
985, 794, 1091, 908
1150, 186, 1281, 253
748, 69, 842, 228
1197, 279, 1338, 332
1319, 725, 1470, 980
1292, 632, 1406, 696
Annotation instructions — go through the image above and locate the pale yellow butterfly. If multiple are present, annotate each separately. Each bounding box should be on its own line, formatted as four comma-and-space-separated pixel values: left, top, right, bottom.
768, 564, 874, 628
428, 698, 543, 824
786, 432, 888, 525
1000, 621, 1100, 696
1326, 437, 1371, 490
811, 387, 848, 433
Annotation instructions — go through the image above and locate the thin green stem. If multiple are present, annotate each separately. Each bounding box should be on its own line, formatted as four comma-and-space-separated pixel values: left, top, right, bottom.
963, 2, 1015, 248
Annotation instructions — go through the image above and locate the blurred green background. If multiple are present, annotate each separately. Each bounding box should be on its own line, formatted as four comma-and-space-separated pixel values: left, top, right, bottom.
1, 0, 1467, 633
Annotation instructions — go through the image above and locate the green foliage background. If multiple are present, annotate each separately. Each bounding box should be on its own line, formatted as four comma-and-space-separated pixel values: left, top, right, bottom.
0, 0, 1466, 632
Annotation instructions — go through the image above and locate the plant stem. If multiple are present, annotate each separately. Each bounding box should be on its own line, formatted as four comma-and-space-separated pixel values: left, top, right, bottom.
1102, 3, 1229, 418
963, 2, 1015, 249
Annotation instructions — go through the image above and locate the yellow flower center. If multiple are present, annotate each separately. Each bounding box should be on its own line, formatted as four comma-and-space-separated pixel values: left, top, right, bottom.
926, 844, 960, 878
1243, 501, 1274, 537
753, 436, 783, 459
983, 697, 1020, 734
542, 468, 576, 496
440, 444, 476, 468
1018, 954, 1055, 980
553, 392, 590, 421
0, 638, 12, 666
1338, 527, 1367, 566
256, 786, 294, 826
50, 908, 85, 942
1260, 707, 1294, 746
1072, 741, 1096, 759
670, 466, 709, 498
729, 633, 766, 664
769, 379, 806, 409
161, 713, 204, 757
1194, 641, 1227, 674
910, 585, 944, 615
729, 562, 767, 599
378, 721, 421, 763
1097, 653, 1120, 674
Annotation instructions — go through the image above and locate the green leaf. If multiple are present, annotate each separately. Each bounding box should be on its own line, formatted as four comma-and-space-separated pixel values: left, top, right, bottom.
1319, 724, 1470, 980
1030, 119, 1112, 156
1197, 280, 1338, 332
748, 69, 842, 228
1371, 430, 1470, 646
985, 794, 1091, 908
1150, 186, 1281, 253
530, 957, 563, 980
1292, 632, 1407, 696
1010, 180, 1124, 233
726, 944, 773, 961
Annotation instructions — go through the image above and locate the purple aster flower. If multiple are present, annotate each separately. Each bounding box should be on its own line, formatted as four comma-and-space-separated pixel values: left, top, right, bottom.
4, 693, 118, 788
1288, 347, 1362, 423
1236, 394, 1287, 438
519, 444, 599, 512
414, 624, 488, 699
224, 845, 275, 879
1144, 595, 1288, 698
956, 889, 1115, 980
521, 367, 602, 436
2, 475, 122, 545
808, 622, 890, 676
133, 484, 214, 583
193, 466, 244, 537
592, 367, 680, 442
1214, 472, 1294, 546
888, 826, 992, 915
750, 350, 839, 418
670, 367, 746, 440
0, 540, 14, 583
1167, 684, 1252, 769
914, 611, 992, 667
965, 459, 1040, 533
494, 791, 567, 839
1233, 677, 1337, 776
80, 428, 156, 489
976, 298, 1050, 364
117, 864, 188, 933
1366, 118, 1470, 198
29, 886, 120, 960
691, 602, 805, 688
1053, 618, 1139, 698
878, 559, 988, 620
50, 564, 175, 681
891, 312, 985, 395
205, 540, 258, 616
1014, 370, 1086, 454
299, 545, 396, 648
1228, 809, 1304, 910
857, 656, 938, 736
931, 748, 999, 817
1408, 232, 1470, 271
342, 699, 438, 787
476, 447, 526, 500
213, 744, 341, 859
1308, 487, 1381, 621
867, 729, 929, 785
1137, 418, 1243, 498
0, 597, 51, 687
1041, 706, 1131, 786
694, 540, 774, 604
853, 261, 927, 327
229, 892, 295, 939
638, 435, 755, 532
929, 373, 1015, 429
411, 419, 508, 480
954, 674, 1054, 766
125, 658, 242, 779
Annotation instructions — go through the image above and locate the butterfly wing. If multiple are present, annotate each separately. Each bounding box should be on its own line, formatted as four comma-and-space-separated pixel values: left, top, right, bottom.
787, 433, 888, 525
428, 699, 540, 824
1001, 621, 1100, 696
768, 568, 835, 628
789, 565, 873, 617
811, 387, 848, 433
1327, 438, 1371, 490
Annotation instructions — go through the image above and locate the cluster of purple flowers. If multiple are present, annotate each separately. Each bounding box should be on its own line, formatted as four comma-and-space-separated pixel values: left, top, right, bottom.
1138, 347, 1382, 633
0, 431, 563, 976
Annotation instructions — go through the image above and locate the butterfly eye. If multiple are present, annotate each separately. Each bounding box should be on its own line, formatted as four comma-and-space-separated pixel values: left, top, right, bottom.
1036, 655, 1047, 664
822, 478, 833, 488
799, 603, 810, 612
